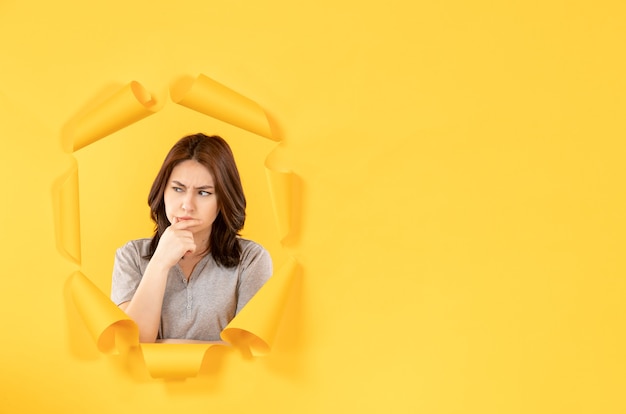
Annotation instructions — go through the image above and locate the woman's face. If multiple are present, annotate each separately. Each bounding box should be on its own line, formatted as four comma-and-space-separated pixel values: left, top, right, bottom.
164, 159, 219, 239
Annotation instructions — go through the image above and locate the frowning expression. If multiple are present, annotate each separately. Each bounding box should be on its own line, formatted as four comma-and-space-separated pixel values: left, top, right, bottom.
164, 159, 219, 239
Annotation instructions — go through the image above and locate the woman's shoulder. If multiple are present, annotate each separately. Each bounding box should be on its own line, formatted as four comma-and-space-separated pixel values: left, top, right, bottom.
237, 238, 271, 263
236, 237, 273, 275
237, 237, 267, 253
117, 238, 152, 257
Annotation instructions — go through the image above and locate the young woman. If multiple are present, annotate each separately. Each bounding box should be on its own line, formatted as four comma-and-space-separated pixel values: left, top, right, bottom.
111, 133, 272, 343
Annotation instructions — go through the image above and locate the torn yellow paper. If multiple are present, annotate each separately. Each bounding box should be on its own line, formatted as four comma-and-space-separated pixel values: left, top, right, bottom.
68, 257, 298, 377
68, 81, 159, 151
140, 343, 219, 379
221, 257, 299, 356
60, 74, 298, 379
265, 169, 294, 242
264, 144, 297, 241
170, 74, 277, 141
69, 272, 138, 355
52, 161, 81, 264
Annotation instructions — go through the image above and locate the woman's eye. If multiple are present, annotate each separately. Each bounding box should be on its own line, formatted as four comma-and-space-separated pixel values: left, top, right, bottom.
173, 187, 183, 192
199, 190, 212, 196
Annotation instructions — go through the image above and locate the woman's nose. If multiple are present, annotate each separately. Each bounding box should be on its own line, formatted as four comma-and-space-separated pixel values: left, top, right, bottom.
181, 194, 195, 211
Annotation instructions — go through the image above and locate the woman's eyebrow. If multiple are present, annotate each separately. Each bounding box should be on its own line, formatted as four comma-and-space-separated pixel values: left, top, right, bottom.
172, 180, 214, 189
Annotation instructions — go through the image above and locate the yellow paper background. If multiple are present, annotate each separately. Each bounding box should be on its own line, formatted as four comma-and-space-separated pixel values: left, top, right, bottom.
1, 1, 626, 413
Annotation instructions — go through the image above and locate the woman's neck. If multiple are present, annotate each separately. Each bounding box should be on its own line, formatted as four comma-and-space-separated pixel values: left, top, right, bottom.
191, 230, 210, 257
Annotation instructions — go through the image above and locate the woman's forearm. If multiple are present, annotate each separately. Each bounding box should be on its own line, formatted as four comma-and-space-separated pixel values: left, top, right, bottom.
120, 259, 171, 342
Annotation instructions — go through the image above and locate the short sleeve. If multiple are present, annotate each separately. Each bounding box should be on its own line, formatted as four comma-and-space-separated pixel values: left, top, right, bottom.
236, 240, 273, 314
110, 240, 146, 306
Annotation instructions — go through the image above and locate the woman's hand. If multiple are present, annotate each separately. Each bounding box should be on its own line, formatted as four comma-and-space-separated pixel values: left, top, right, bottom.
152, 218, 202, 269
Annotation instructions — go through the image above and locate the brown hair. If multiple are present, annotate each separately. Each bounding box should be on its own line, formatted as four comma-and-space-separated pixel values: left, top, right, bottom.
146, 133, 246, 267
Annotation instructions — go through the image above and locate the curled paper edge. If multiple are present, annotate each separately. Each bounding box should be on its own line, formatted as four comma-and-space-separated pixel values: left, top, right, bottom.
52, 159, 81, 264
264, 144, 297, 242
69, 272, 138, 355
69, 81, 160, 152
140, 343, 220, 379
265, 168, 294, 242
69, 257, 298, 377
221, 256, 299, 357
170, 74, 278, 141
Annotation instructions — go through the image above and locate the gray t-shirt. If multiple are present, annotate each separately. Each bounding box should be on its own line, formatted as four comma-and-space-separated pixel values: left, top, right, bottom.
111, 237, 272, 341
